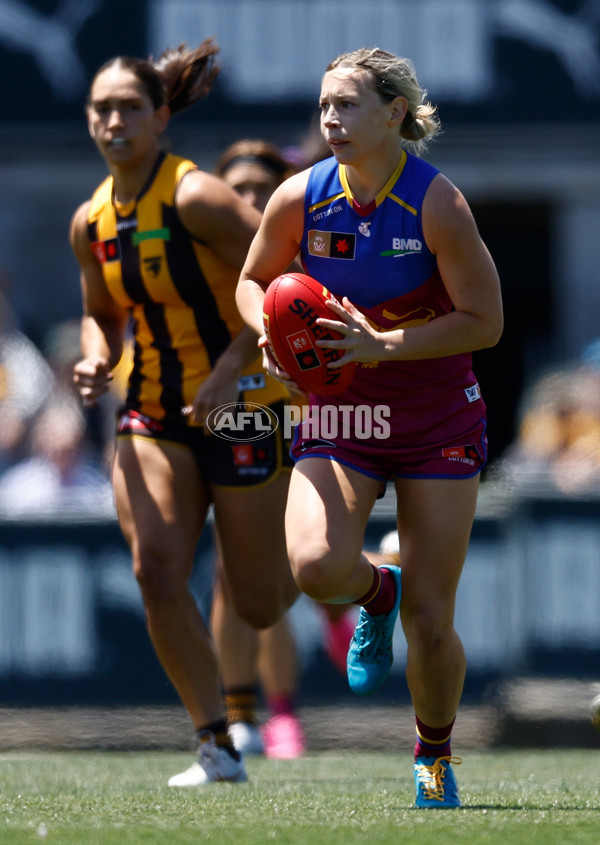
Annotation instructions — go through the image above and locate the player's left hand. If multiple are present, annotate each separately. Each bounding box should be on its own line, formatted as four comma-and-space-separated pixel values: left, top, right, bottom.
315, 297, 383, 367
259, 335, 305, 394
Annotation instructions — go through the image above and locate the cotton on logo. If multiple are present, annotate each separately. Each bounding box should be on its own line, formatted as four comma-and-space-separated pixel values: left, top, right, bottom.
206, 403, 279, 442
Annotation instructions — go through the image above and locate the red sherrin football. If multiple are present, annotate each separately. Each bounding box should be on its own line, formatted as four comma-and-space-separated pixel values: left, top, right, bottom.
263, 272, 356, 396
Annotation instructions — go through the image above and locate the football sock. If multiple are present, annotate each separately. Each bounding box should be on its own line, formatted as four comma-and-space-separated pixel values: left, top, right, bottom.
224, 685, 259, 726
197, 717, 241, 761
266, 693, 296, 718
414, 715, 455, 760
354, 564, 397, 616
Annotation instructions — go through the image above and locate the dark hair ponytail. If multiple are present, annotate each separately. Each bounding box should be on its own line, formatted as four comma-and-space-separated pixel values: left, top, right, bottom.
88, 38, 220, 116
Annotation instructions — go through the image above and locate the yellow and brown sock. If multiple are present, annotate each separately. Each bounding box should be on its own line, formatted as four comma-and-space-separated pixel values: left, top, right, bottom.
224, 685, 259, 727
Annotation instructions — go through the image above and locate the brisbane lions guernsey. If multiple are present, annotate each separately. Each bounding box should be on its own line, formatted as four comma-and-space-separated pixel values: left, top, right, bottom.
300, 151, 486, 449
87, 152, 286, 424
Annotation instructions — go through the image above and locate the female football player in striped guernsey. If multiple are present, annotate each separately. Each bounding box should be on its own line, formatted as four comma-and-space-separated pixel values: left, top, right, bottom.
71, 40, 297, 787
237, 47, 503, 808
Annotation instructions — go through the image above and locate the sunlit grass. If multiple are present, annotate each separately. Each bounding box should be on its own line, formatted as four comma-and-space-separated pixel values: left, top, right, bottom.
0, 750, 599, 844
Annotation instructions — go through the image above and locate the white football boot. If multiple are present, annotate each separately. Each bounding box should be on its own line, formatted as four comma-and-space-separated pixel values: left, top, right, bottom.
229, 720, 265, 756
168, 730, 247, 787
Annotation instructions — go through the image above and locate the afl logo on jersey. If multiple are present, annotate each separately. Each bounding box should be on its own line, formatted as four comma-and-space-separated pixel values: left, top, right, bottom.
91, 238, 121, 264
308, 230, 356, 260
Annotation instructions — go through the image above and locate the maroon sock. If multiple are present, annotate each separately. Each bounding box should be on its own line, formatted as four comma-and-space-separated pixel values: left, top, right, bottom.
267, 694, 296, 717
414, 716, 455, 760
353, 565, 397, 616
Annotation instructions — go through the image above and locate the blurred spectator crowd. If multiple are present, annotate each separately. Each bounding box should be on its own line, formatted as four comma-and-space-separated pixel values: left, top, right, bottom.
0, 281, 115, 519
492, 340, 600, 499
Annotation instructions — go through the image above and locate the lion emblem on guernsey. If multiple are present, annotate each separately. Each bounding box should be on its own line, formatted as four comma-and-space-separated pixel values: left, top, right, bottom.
380, 306, 436, 328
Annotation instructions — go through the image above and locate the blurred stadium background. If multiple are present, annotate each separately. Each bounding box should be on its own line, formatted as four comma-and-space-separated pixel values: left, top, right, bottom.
1, 0, 600, 750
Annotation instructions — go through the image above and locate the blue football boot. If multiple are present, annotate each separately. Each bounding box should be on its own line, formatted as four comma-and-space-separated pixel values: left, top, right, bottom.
346, 564, 401, 696
414, 756, 462, 808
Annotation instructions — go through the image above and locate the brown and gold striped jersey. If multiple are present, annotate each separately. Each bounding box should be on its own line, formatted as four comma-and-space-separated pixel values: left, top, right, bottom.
87, 152, 286, 423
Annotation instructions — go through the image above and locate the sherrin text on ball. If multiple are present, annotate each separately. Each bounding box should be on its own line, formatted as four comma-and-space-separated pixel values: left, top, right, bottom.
263, 272, 356, 396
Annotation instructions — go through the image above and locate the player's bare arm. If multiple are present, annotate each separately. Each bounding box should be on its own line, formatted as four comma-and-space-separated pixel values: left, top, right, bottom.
237, 170, 308, 336
175, 170, 269, 422
176, 169, 262, 269
421, 174, 503, 349
70, 200, 129, 405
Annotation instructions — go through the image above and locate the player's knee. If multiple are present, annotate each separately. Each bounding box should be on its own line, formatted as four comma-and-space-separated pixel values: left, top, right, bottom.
233, 575, 299, 628
291, 551, 342, 602
233, 595, 280, 630
133, 549, 187, 605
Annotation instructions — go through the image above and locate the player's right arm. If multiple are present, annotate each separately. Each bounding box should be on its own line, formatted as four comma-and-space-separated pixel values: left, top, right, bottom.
236, 170, 308, 336
70, 200, 129, 407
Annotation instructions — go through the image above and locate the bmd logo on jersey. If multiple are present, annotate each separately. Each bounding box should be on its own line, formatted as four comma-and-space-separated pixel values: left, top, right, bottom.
380, 238, 422, 258
206, 402, 279, 442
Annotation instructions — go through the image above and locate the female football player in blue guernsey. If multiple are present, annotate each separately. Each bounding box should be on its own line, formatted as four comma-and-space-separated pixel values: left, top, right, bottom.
71, 40, 297, 787
236, 47, 503, 808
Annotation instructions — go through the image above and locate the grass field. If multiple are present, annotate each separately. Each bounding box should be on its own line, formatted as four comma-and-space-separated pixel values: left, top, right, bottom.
1, 749, 599, 844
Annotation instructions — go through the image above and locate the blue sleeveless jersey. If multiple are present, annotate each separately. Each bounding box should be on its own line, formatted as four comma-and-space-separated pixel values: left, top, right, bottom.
299, 151, 486, 449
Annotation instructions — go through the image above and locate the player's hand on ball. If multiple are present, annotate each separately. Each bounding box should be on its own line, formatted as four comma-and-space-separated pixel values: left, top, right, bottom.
259, 335, 304, 394
316, 296, 383, 367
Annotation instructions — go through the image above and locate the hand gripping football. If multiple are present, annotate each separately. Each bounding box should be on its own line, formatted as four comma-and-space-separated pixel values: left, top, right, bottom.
263, 273, 356, 396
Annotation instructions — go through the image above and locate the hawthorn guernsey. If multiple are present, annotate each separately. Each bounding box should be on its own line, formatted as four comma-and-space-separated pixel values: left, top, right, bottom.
263, 273, 356, 396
